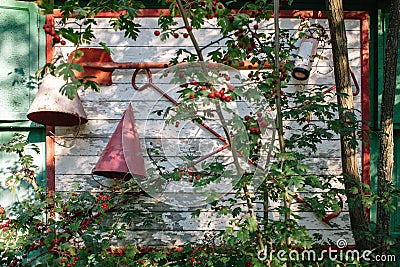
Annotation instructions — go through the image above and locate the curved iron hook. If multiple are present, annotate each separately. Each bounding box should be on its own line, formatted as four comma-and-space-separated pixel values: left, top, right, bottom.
132, 68, 153, 91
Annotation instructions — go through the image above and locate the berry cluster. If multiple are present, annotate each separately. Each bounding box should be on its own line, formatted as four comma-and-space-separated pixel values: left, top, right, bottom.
42, 23, 66, 45
60, 256, 80, 267
136, 259, 157, 266
244, 113, 268, 162
207, 87, 232, 102
0, 218, 11, 232
188, 256, 201, 266
178, 75, 235, 103
154, 25, 193, 39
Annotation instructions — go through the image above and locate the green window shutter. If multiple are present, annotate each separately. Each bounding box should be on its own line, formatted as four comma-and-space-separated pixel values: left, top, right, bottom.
0, 1, 46, 215
396, 61, 400, 126
0, 0, 44, 122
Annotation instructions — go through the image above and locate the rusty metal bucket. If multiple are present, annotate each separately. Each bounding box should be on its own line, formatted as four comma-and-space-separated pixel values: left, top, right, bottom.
92, 103, 146, 179
27, 74, 88, 126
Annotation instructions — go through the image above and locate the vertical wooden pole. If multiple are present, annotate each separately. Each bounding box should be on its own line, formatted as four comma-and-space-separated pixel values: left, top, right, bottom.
325, 0, 370, 250
46, 126, 55, 196
45, 14, 56, 219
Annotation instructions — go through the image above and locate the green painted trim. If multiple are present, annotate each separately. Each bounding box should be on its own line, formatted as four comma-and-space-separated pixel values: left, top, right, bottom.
0, 121, 44, 129
369, 6, 400, 238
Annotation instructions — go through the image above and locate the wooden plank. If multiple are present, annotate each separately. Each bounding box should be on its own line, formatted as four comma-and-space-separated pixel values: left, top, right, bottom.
54, 137, 346, 157
57, 17, 360, 31
98, 210, 351, 231
123, 229, 354, 247
56, 174, 349, 196
78, 100, 363, 121
55, 154, 348, 175
54, 115, 362, 139
56, 27, 362, 49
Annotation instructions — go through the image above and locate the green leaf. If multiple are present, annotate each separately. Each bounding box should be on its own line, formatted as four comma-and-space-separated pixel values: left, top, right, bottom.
237, 228, 249, 242
99, 42, 111, 54
246, 216, 258, 233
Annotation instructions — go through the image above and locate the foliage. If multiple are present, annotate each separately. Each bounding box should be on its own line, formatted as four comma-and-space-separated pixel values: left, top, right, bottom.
1, 0, 399, 266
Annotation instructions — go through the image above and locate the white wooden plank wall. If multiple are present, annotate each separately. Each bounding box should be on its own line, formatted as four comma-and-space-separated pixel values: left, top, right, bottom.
54, 16, 362, 247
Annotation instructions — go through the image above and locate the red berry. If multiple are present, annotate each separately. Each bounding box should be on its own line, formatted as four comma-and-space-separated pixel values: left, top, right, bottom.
244, 115, 250, 121
154, 30, 161, 36
173, 32, 179, 38
53, 35, 61, 43
189, 93, 195, 99
183, 33, 189, 38
254, 24, 259, 30
186, 26, 193, 31
175, 121, 180, 127
61, 40, 66, 45
208, 92, 215, 98
225, 95, 231, 102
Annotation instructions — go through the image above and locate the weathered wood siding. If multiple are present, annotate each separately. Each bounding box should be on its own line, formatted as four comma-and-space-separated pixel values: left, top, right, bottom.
53, 15, 363, 247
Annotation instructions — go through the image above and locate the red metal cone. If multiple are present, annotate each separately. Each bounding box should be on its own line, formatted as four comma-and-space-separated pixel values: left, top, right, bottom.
92, 104, 146, 179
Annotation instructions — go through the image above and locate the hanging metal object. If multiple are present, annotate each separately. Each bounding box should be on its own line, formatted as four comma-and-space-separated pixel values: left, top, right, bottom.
92, 103, 146, 179
69, 48, 272, 85
27, 74, 88, 126
291, 37, 319, 81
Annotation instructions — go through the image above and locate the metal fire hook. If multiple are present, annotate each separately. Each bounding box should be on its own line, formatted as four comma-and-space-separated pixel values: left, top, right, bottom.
131, 66, 342, 227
